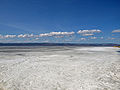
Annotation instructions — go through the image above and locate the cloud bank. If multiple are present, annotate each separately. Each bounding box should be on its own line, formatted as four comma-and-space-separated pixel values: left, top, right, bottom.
1, 29, 119, 43
17, 34, 34, 38
77, 29, 102, 34
82, 33, 94, 36
112, 29, 120, 33
0, 31, 75, 39
39, 31, 75, 37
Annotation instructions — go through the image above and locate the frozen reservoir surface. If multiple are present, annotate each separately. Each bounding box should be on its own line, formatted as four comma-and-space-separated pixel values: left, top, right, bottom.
0, 46, 120, 90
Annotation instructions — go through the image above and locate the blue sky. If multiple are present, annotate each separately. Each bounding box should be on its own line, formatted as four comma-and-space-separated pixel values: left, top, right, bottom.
0, 0, 120, 43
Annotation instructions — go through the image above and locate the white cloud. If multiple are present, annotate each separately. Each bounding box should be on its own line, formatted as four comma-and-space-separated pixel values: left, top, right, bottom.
39, 31, 75, 37
17, 34, 34, 38
35, 38, 39, 40
82, 33, 94, 36
39, 33, 52, 37
112, 29, 120, 33
4, 35, 16, 38
0, 32, 75, 39
77, 29, 102, 34
80, 38, 86, 40
90, 37, 97, 39
0, 35, 3, 38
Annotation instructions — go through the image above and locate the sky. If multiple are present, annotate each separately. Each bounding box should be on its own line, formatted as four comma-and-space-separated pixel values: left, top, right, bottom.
0, 0, 120, 43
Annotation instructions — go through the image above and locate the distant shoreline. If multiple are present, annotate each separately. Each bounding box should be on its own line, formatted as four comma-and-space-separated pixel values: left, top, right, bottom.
0, 43, 119, 46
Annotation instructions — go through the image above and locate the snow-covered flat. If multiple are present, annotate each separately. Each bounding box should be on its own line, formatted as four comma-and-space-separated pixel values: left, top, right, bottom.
0, 46, 120, 90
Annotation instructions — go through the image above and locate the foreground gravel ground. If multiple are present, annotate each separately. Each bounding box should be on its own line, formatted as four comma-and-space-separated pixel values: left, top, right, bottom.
0, 46, 120, 90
